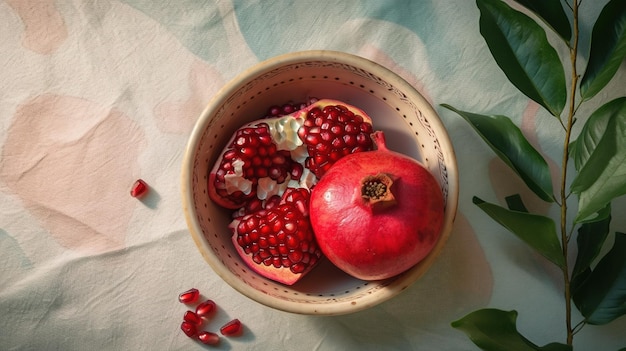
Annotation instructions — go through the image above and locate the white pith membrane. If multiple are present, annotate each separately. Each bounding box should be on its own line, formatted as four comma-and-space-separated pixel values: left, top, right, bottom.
223, 159, 253, 195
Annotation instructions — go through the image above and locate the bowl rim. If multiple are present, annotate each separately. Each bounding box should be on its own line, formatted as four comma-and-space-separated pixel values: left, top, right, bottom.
181, 50, 459, 315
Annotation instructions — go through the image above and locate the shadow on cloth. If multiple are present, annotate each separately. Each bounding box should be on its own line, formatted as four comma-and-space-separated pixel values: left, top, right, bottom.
308, 212, 492, 349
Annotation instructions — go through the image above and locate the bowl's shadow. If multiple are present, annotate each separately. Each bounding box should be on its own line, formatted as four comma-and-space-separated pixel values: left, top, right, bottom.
307, 212, 493, 348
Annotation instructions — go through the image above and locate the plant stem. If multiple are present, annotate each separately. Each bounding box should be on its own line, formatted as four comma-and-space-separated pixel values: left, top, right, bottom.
561, 0, 581, 345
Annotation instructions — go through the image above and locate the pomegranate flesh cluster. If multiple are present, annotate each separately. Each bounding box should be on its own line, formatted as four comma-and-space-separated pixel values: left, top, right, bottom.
208, 98, 444, 285
208, 99, 375, 285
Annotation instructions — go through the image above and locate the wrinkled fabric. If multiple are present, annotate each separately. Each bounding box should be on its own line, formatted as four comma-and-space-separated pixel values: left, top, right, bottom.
1, 1, 624, 350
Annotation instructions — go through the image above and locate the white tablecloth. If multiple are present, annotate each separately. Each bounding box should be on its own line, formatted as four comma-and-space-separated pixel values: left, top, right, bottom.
1, 1, 624, 350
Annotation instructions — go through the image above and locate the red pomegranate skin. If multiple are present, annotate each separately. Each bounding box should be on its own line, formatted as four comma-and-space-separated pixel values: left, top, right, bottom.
309, 131, 444, 280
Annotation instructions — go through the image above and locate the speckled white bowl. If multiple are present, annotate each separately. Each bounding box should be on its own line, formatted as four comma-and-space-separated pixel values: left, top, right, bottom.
181, 50, 458, 315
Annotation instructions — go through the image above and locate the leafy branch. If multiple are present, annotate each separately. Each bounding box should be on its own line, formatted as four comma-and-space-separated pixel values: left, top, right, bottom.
443, 0, 626, 349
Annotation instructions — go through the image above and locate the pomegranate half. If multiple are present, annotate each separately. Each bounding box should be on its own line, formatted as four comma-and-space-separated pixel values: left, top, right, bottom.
309, 131, 445, 280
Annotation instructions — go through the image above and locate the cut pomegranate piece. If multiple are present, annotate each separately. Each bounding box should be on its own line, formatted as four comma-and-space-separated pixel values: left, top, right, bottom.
209, 123, 298, 209
198, 331, 220, 345
298, 103, 374, 178
208, 99, 374, 210
130, 179, 148, 198
219, 319, 243, 336
195, 299, 216, 318
229, 188, 321, 285
178, 288, 200, 304
180, 321, 198, 338
183, 310, 203, 327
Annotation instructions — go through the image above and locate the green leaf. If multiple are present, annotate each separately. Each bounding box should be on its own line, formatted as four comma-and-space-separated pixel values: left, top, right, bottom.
513, 0, 571, 42
570, 98, 626, 222
452, 309, 572, 351
473, 197, 565, 268
574, 202, 612, 225
476, 0, 566, 116
571, 204, 611, 288
442, 105, 554, 202
580, 0, 626, 101
570, 99, 616, 172
573, 233, 626, 325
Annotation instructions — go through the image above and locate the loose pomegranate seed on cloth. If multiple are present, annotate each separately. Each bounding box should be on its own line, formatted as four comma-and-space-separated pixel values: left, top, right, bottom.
198, 331, 220, 345
220, 319, 243, 336
180, 321, 198, 338
178, 288, 200, 304
195, 299, 216, 318
129, 178, 149, 198
183, 310, 203, 327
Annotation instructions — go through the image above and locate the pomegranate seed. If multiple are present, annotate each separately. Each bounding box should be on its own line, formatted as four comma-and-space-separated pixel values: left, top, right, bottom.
291, 262, 306, 273
198, 331, 220, 345
220, 319, 243, 336
290, 163, 303, 180
268, 105, 281, 116
281, 104, 295, 114
183, 310, 202, 327
288, 250, 303, 263
178, 288, 200, 304
180, 321, 198, 338
130, 179, 148, 198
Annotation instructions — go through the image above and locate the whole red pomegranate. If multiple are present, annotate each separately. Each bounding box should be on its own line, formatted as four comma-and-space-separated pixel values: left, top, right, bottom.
309, 131, 445, 280
208, 99, 376, 285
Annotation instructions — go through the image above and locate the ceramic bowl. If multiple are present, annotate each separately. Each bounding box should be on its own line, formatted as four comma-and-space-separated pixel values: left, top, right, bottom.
181, 50, 458, 315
